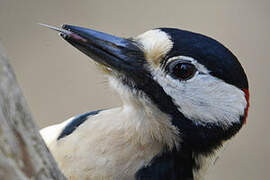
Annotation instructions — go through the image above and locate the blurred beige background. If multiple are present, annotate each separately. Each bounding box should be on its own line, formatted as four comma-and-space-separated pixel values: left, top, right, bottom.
0, 0, 269, 179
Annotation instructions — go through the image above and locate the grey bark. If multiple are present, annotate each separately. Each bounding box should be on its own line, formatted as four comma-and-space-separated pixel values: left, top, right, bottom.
0, 43, 67, 180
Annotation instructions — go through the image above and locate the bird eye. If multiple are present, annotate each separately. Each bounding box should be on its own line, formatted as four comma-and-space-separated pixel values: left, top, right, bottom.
167, 61, 197, 80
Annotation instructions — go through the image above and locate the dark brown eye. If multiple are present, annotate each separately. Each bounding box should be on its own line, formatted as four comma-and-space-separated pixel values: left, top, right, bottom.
167, 61, 197, 80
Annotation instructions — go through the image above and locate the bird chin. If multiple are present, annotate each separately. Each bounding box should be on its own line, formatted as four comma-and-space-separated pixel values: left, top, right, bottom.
105, 70, 139, 97
93, 62, 137, 96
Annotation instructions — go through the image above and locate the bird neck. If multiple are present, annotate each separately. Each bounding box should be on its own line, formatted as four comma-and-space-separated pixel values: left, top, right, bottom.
109, 76, 226, 179
118, 89, 180, 150
118, 89, 222, 180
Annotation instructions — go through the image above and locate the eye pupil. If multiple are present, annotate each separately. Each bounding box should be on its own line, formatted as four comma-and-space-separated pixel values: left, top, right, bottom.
171, 62, 196, 80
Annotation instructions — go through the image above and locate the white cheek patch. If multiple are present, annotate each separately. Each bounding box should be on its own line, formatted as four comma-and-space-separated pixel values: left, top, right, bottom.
152, 63, 247, 127
135, 29, 173, 67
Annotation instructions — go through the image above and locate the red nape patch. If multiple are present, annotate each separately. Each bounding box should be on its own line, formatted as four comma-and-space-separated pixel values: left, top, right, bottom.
242, 89, 250, 124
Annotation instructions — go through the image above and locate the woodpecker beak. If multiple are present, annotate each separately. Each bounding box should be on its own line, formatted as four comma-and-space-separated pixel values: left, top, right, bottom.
55, 24, 144, 76
40, 24, 151, 91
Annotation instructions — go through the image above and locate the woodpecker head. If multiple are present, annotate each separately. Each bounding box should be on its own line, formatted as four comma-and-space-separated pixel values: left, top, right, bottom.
43, 24, 249, 155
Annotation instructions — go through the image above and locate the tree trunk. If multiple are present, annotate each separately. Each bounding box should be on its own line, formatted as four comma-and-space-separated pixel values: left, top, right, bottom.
0, 43, 67, 180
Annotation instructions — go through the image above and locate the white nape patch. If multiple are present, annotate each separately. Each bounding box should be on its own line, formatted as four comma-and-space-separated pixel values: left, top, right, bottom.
151, 57, 247, 127
135, 29, 173, 66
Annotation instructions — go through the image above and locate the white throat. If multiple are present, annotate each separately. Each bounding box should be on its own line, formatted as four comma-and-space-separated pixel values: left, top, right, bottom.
108, 76, 180, 150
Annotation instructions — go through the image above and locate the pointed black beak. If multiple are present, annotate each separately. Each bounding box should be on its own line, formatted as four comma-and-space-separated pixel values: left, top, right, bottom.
60, 25, 145, 75
40, 24, 182, 124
